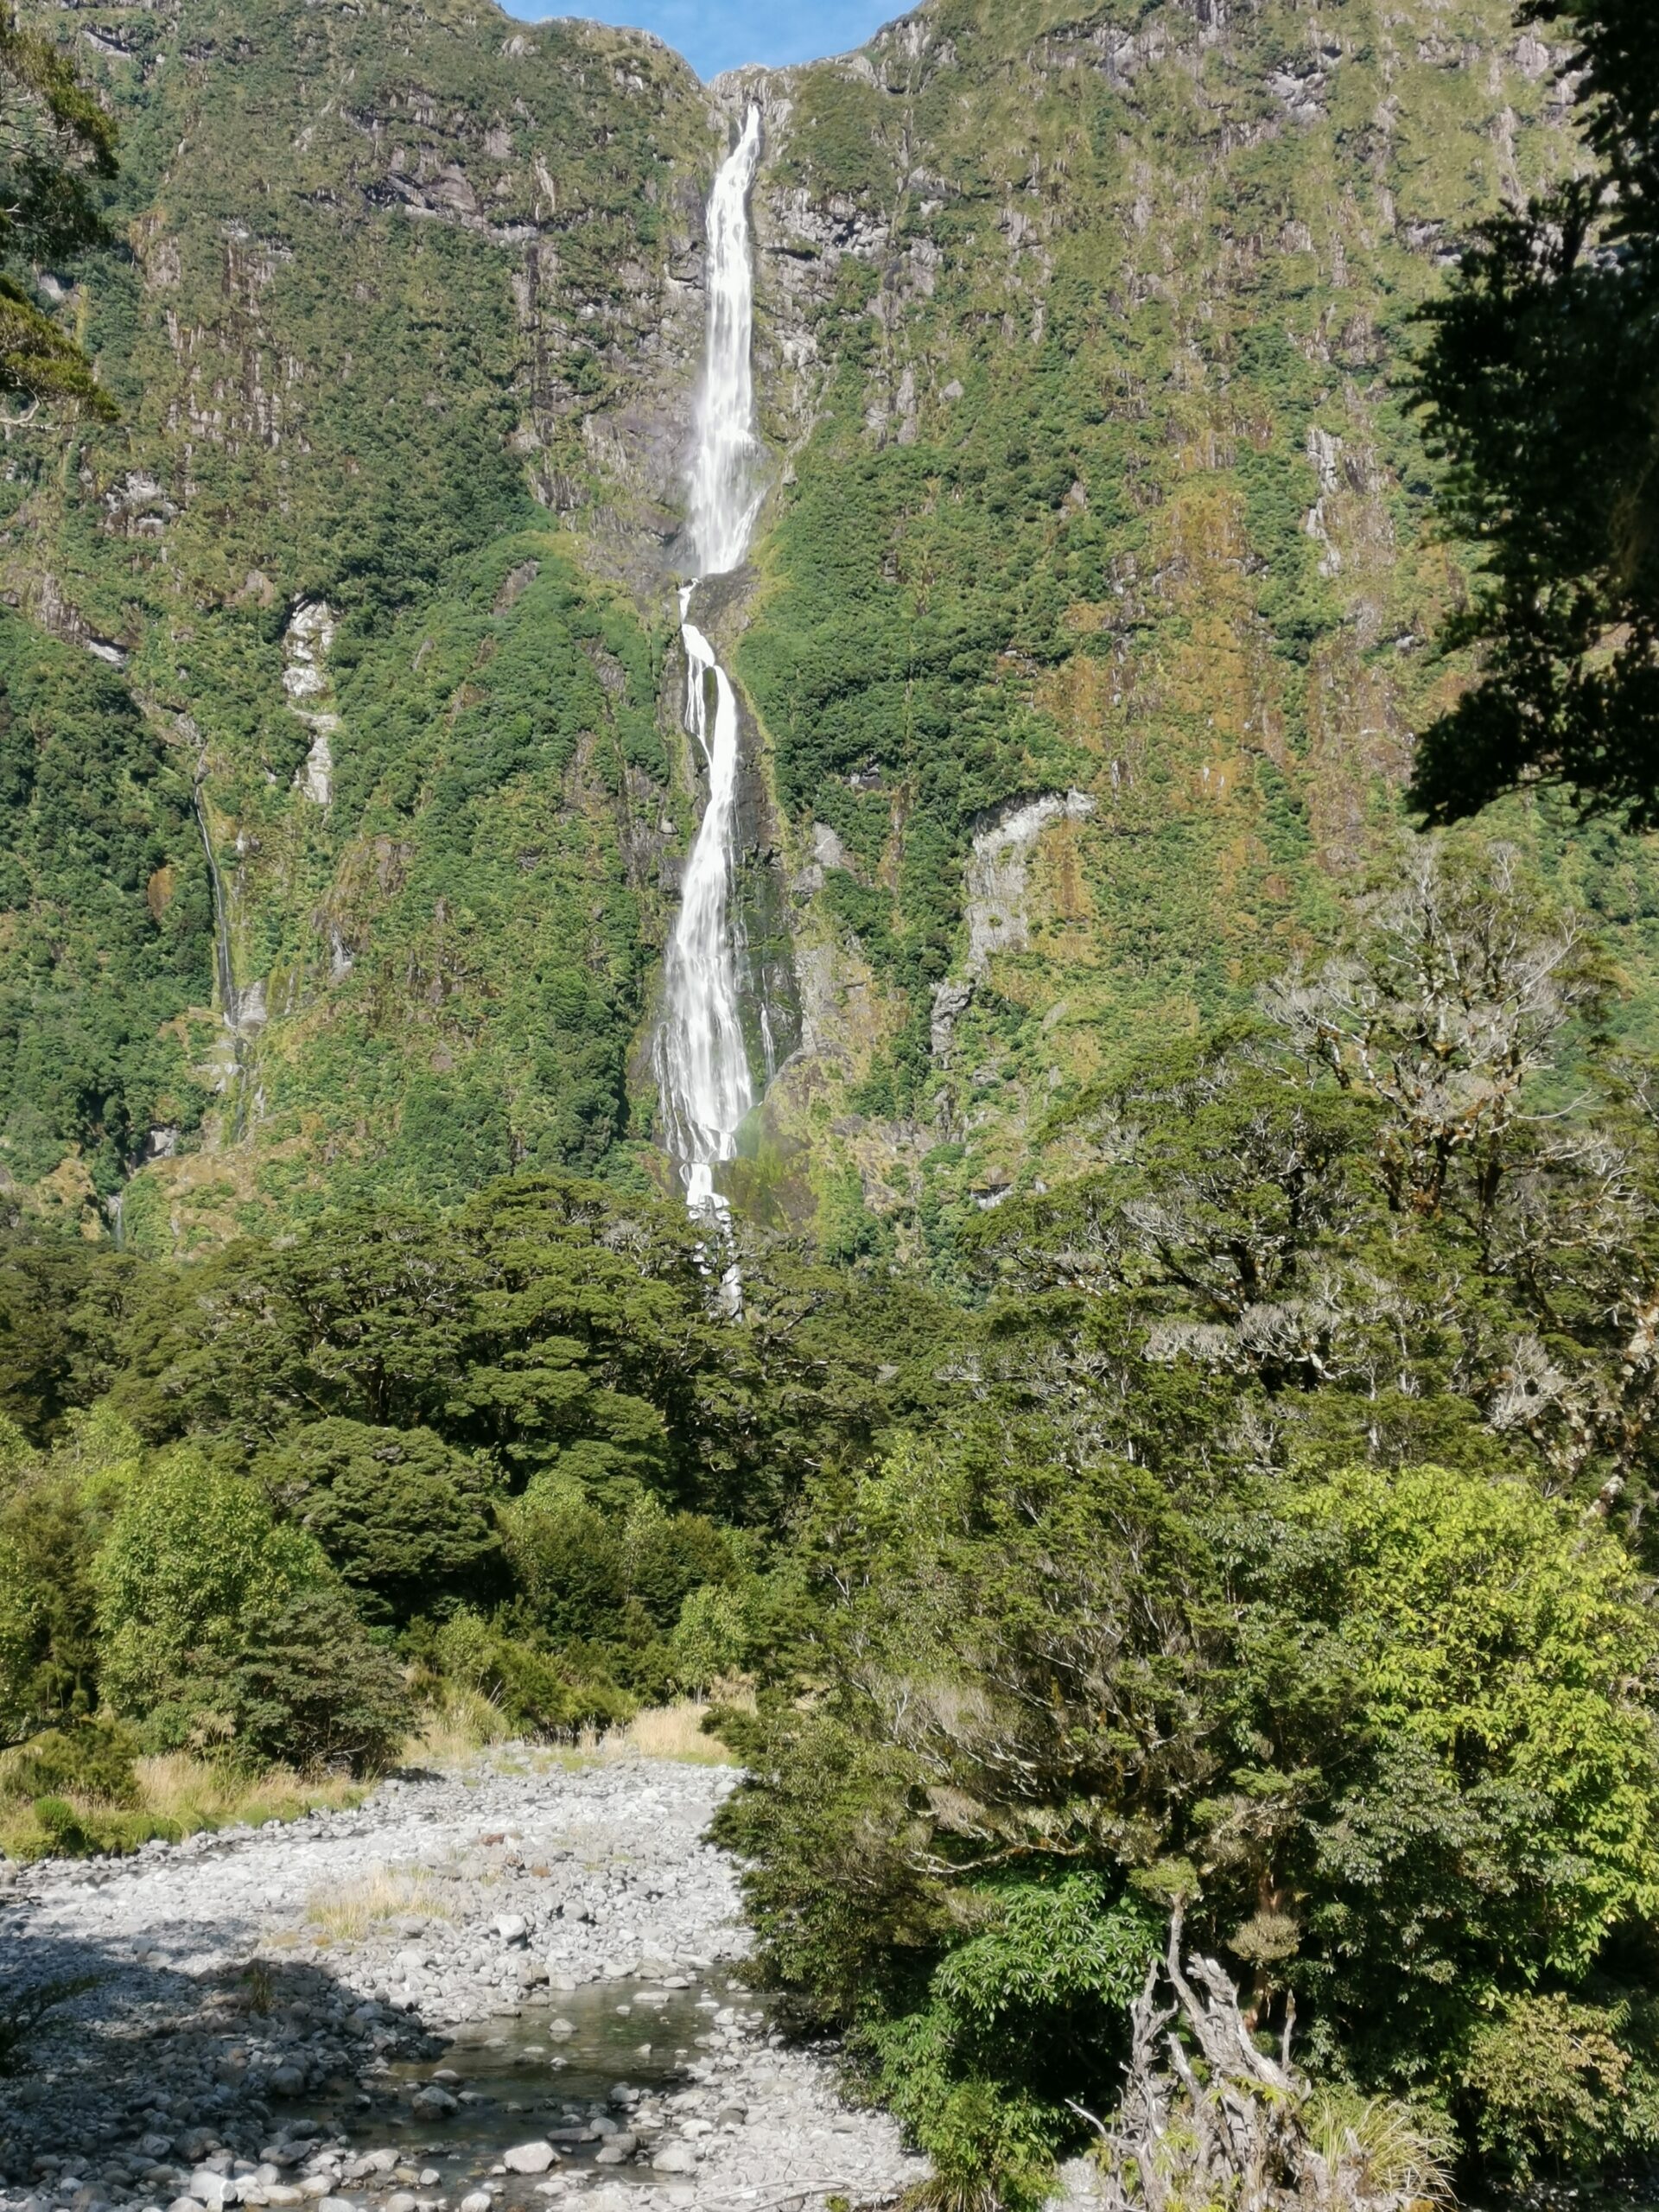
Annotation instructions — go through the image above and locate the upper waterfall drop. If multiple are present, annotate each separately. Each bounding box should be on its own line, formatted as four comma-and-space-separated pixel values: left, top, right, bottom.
654, 106, 766, 1221
688, 105, 764, 577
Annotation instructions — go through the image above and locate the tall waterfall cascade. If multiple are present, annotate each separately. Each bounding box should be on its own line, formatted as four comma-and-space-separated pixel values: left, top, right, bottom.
654, 105, 765, 1219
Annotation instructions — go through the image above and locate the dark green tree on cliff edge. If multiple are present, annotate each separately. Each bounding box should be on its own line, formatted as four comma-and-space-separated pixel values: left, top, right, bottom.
0, 8, 118, 416
1411, 0, 1659, 826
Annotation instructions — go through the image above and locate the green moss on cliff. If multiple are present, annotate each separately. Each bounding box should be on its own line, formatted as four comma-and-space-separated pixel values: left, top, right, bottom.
742, 0, 1649, 1261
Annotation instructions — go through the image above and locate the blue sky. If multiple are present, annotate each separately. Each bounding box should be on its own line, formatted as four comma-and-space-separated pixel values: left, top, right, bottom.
510, 2, 899, 78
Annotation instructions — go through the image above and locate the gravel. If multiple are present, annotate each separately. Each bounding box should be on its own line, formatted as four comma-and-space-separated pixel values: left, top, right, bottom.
0, 1753, 925, 2212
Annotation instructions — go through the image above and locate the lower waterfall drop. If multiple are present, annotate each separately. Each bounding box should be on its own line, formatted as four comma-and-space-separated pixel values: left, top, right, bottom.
655, 590, 755, 1218
654, 104, 765, 1223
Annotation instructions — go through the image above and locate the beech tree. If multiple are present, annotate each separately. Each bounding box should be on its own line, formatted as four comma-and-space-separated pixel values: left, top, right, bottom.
1410, 0, 1659, 823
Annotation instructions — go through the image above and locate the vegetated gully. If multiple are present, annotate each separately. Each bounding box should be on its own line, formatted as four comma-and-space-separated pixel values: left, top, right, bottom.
0, 1757, 922, 2212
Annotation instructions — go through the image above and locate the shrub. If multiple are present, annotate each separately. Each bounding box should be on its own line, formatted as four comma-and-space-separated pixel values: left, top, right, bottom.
859, 1880, 1160, 2211
227, 1586, 410, 1776
497, 1487, 623, 1643
94, 1447, 329, 1716
19, 1794, 178, 1860
0, 1410, 141, 1742
434, 1608, 633, 1736
1459, 1992, 1651, 2183
2, 1719, 140, 1807
671, 1584, 748, 1692
1253, 1460, 1659, 2128
258, 1417, 502, 1625
498, 1482, 741, 1696
723, 1443, 1659, 2197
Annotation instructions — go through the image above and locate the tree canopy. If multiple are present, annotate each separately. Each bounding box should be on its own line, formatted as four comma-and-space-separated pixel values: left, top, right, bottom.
1410, 0, 1659, 824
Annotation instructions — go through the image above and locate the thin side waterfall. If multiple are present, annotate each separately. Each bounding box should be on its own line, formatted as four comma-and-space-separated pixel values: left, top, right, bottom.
194, 779, 240, 1041
654, 105, 765, 1221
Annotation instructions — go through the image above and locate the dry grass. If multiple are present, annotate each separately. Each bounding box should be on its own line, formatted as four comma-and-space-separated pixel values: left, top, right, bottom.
537, 1696, 750, 1769
402, 1684, 512, 1768
304, 1864, 456, 1943
0, 1750, 364, 1862
608, 1698, 744, 1764
137, 1752, 363, 1830
398, 1690, 750, 1779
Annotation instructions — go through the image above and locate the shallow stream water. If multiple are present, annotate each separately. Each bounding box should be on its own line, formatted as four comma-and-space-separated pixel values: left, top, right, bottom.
283, 1976, 772, 2205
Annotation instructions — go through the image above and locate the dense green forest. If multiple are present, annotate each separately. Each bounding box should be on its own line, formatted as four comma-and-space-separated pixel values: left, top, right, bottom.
6, 836, 1659, 2204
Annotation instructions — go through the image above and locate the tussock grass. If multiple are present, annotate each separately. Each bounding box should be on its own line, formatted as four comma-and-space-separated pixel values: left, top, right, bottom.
536, 1696, 747, 1770
137, 1753, 363, 1831
0, 1750, 362, 1863
399, 1692, 747, 1778
1301, 2091, 1456, 2207
402, 1684, 512, 1768
304, 1865, 455, 1943
609, 1698, 742, 1764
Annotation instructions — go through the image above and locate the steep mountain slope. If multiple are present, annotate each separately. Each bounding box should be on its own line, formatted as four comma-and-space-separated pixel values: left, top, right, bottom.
6, 0, 1657, 1254
2, 0, 716, 1244
730, 0, 1659, 1258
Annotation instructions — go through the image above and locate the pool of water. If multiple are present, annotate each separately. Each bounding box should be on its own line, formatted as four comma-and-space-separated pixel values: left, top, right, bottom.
286, 1975, 769, 2202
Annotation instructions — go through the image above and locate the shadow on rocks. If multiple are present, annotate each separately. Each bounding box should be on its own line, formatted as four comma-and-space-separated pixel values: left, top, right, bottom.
0, 1914, 442, 2212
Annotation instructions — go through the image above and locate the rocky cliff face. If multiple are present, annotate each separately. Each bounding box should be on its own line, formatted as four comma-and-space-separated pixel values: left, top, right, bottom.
0, 0, 724, 1242
724, 0, 1659, 1262
5, 0, 1658, 1255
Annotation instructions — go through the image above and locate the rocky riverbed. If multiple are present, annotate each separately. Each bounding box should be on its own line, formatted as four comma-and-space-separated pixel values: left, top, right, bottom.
0, 1752, 926, 2212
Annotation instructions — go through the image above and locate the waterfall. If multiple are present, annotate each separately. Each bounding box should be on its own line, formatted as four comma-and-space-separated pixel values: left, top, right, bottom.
655, 105, 765, 1220
194, 780, 240, 1042
686, 105, 765, 575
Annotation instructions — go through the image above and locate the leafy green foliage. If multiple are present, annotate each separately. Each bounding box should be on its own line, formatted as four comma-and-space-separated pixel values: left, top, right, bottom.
93, 1445, 330, 1729
726, 1434, 1659, 2198
227, 1586, 409, 1776
855, 1881, 1158, 2210
1460, 1991, 1659, 2183
115, 1175, 728, 1497
1411, 0, 1659, 824
0, 1232, 136, 1441
669, 1582, 750, 1691
714, 850, 1659, 2202
257, 1419, 501, 1627
0, 14, 118, 415
0, 1170, 945, 1790
0, 1408, 138, 1745
430, 1608, 633, 1737
0, 619, 211, 1205
0, 1708, 181, 1858
1229, 1465, 1659, 2133
4, 1717, 140, 1807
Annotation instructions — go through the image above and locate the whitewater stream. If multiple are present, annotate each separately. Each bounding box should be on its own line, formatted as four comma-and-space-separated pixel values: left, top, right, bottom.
653, 108, 766, 1222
